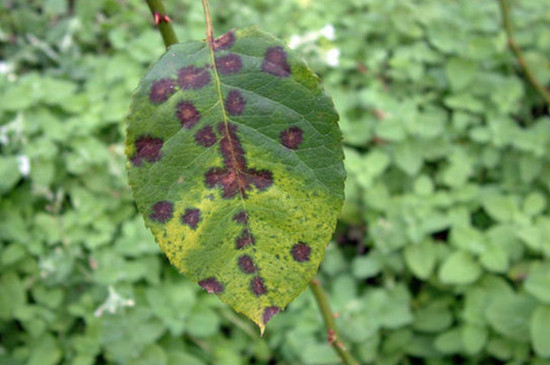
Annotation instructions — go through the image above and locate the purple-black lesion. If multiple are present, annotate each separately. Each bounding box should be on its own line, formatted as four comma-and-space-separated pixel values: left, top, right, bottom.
291, 242, 311, 262
149, 201, 174, 223
177, 65, 211, 90
238, 255, 257, 274
198, 277, 224, 294
250, 276, 266, 296
204, 122, 273, 199
149, 78, 177, 104
217, 54, 243, 75
236, 229, 255, 249
176, 101, 201, 129
195, 126, 217, 147
263, 306, 281, 325
225, 90, 246, 116
261, 46, 291, 77
181, 208, 201, 229
131, 135, 164, 166
213, 30, 236, 51
280, 126, 303, 150
233, 211, 248, 224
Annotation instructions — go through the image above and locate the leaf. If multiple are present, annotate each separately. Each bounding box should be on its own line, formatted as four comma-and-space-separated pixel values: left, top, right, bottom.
525, 262, 550, 303
438, 250, 482, 285
404, 240, 436, 279
461, 324, 488, 355
27, 334, 62, 365
125, 27, 344, 332
445, 57, 477, 91
531, 305, 550, 358
434, 328, 463, 354
413, 301, 452, 333
486, 293, 537, 342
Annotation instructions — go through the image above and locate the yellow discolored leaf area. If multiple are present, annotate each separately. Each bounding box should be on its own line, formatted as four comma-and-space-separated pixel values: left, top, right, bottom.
126, 27, 345, 333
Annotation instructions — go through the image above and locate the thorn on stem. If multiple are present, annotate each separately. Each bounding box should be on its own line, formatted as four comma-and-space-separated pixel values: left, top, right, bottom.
336, 341, 347, 351
154, 11, 172, 25
328, 329, 336, 344
336, 341, 348, 351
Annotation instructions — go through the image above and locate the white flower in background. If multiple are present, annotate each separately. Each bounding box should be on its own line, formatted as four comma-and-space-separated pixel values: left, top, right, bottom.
0, 61, 14, 75
288, 24, 340, 67
288, 24, 336, 50
320, 24, 335, 40
17, 155, 30, 177
324, 48, 341, 67
94, 286, 135, 317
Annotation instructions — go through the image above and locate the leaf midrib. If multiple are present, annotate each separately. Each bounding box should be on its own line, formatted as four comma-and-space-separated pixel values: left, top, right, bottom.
205, 40, 250, 228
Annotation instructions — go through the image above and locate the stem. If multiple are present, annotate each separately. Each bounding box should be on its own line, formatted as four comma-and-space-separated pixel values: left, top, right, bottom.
497, 0, 550, 105
201, 0, 215, 48
309, 278, 359, 365
145, 0, 179, 48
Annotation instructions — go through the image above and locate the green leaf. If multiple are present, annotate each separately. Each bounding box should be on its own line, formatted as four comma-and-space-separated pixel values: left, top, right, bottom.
126, 27, 344, 332
481, 193, 519, 223
486, 293, 537, 342
0, 157, 22, 194
434, 328, 463, 354
438, 250, 482, 285
352, 254, 382, 279
186, 307, 220, 338
413, 300, 452, 333
27, 334, 62, 365
393, 140, 423, 176
365, 285, 413, 329
525, 262, 550, 303
480, 244, 509, 273
101, 307, 165, 363
0, 271, 26, 320
404, 240, 436, 279
446, 57, 477, 91
523, 192, 547, 217
531, 305, 550, 358
461, 324, 488, 355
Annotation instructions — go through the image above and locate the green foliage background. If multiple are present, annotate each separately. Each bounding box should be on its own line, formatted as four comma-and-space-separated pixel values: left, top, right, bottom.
1, 0, 550, 364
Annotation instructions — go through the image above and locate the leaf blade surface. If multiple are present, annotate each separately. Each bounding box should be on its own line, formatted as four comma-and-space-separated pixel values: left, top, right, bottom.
126, 27, 344, 331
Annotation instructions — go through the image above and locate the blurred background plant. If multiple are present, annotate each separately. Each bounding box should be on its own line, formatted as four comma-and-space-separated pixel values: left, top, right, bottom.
1, 0, 550, 364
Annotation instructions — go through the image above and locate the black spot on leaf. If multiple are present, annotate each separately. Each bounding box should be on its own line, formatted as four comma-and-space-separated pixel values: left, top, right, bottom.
149, 201, 174, 223
261, 46, 291, 77
217, 54, 243, 75
291, 242, 311, 262
238, 255, 257, 273
195, 126, 217, 147
149, 79, 177, 103
280, 126, 303, 149
233, 211, 248, 224
181, 208, 201, 229
177, 65, 211, 89
131, 135, 164, 166
198, 277, 224, 294
176, 101, 201, 129
250, 276, 266, 296
205, 123, 273, 199
213, 30, 236, 51
225, 90, 246, 116
263, 306, 281, 324
236, 229, 255, 249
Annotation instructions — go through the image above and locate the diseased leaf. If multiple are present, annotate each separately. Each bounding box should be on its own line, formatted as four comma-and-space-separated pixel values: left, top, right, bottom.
125, 27, 344, 332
